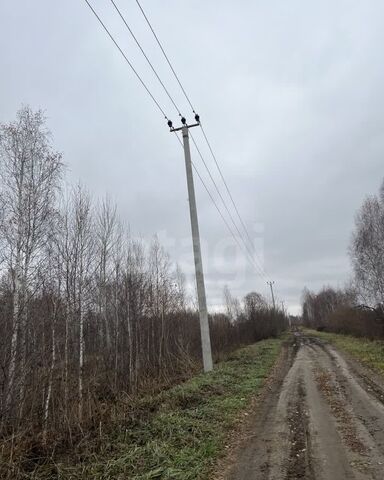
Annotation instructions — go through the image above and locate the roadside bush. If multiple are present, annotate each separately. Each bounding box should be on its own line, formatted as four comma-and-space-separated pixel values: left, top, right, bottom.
326, 307, 384, 340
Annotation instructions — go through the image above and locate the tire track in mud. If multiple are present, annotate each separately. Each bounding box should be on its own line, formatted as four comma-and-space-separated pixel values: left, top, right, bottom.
217, 332, 384, 480
286, 379, 313, 479
307, 339, 384, 478
315, 369, 367, 455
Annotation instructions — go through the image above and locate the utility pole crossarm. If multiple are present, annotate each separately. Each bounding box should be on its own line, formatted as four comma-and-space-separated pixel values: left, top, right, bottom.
170, 122, 200, 132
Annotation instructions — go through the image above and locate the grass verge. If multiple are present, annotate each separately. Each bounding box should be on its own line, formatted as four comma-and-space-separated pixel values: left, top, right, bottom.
24, 338, 283, 480
305, 329, 384, 374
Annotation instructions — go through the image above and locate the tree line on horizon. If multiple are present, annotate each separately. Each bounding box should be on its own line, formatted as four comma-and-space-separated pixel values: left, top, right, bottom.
302, 179, 384, 337
0, 106, 286, 470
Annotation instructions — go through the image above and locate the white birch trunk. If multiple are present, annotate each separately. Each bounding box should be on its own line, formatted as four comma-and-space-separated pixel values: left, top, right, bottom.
78, 304, 84, 422
5, 268, 21, 414
42, 304, 57, 444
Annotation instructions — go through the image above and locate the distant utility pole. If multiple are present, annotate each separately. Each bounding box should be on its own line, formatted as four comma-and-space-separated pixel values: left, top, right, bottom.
267, 281, 276, 310
169, 115, 213, 373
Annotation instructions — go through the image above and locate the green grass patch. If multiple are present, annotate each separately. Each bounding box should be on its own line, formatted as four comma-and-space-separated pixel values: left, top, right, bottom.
32, 338, 283, 479
305, 329, 384, 374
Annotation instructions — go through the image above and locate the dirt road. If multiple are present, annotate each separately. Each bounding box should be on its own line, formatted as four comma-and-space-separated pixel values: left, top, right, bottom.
220, 333, 384, 480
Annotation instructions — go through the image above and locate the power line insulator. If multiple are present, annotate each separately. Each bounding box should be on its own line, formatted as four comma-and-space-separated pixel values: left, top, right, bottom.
181, 117, 187, 125
195, 113, 200, 123
167, 119, 173, 129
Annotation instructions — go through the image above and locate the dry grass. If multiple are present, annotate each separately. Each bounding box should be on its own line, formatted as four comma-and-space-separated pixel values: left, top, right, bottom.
0, 338, 284, 480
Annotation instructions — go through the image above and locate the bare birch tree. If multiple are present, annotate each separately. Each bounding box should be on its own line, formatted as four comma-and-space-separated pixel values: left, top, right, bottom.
70, 186, 94, 422
95, 196, 118, 353
0, 106, 62, 421
350, 180, 384, 306
42, 231, 61, 444
57, 186, 94, 422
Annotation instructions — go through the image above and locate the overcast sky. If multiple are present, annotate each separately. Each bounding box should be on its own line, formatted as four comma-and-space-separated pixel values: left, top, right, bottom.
1, 1, 383, 314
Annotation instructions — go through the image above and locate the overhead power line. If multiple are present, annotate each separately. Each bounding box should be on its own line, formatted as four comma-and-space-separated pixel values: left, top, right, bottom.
135, 0, 195, 113
189, 132, 266, 278
174, 133, 264, 277
199, 123, 265, 271
111, 0, 265, 275
192, 165, 262, 274
110, 0, 182, 117
134, 0, 266, 275
83, 0, 169, 120
86, 0, 267, 280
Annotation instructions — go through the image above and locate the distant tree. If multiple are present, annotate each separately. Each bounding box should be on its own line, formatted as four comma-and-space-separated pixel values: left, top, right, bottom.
350, 180, 384, 306
174, 264, 187, 311
243, 291, 267, 318
301, 288, 315, 327
95, 196, 119, 352
223, 285, 240, 322
301, 286, 356, 329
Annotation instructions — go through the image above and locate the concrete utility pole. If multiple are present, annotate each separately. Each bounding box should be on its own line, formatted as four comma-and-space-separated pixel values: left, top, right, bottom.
267, 281, 276, 310
169, 116, 213, 372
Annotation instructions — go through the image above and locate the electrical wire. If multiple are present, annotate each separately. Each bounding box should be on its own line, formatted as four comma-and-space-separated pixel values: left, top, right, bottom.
174, 133, 264, 276
200, 123, 261, 260
110, 0, 182, 117
134, 0, 266, 274
83, 0, 169, 120
189, 132, 266, 278
135, 0, 195, 113
86, 0, 267, 279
